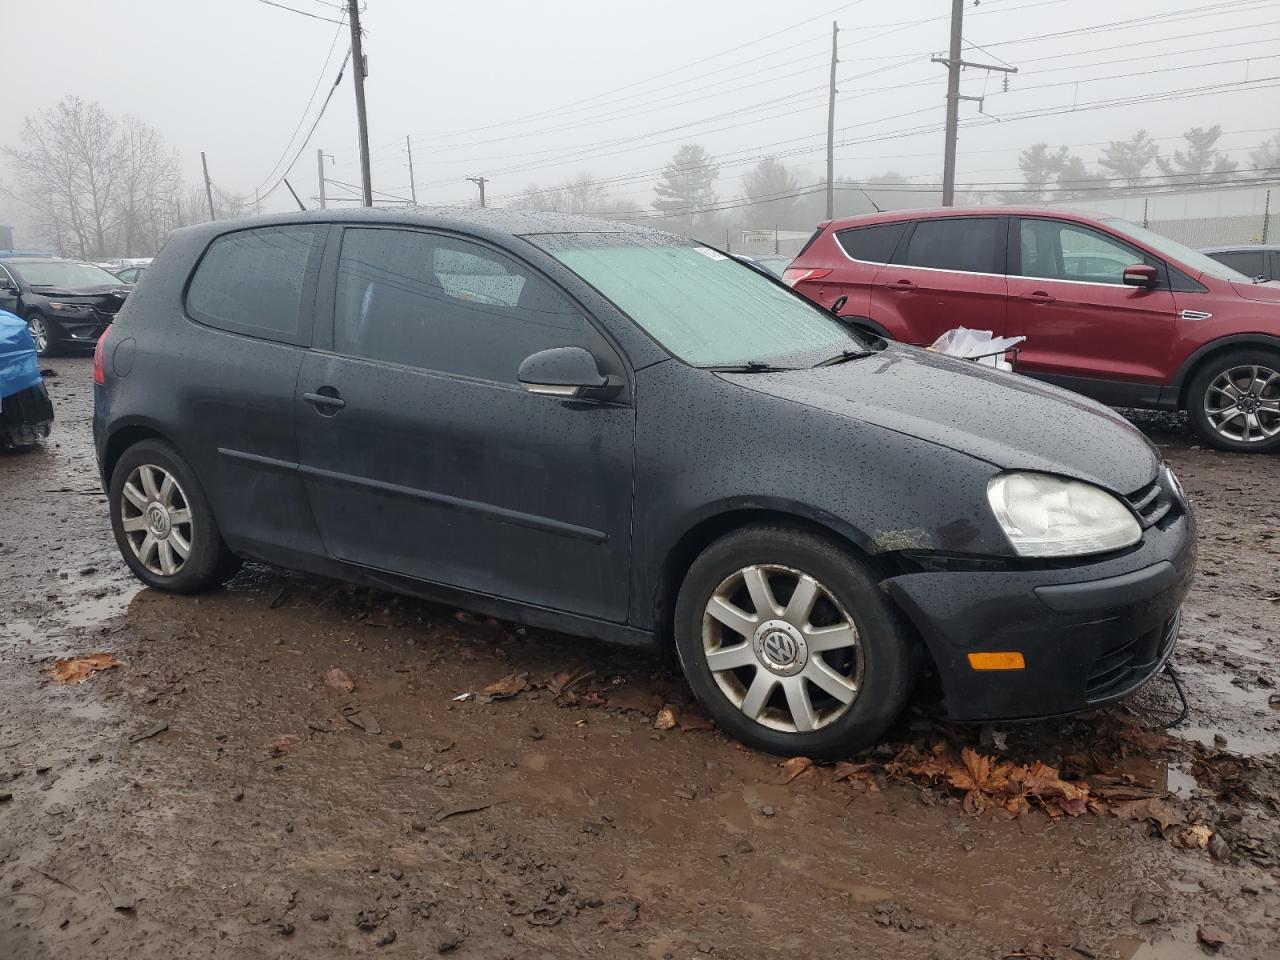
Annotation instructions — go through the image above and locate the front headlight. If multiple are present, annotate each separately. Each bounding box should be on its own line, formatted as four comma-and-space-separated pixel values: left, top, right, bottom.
987, 472, 1141, 557
48, 301, 87, 312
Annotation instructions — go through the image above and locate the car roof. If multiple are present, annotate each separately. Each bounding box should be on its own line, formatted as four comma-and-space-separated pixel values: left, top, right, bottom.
171, 207, 679, 246
0, 256, 86, 265
1200, 244, 1280, 253
823, 205, 1115, 231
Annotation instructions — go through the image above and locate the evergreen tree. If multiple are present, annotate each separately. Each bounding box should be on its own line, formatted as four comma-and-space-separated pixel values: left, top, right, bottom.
653, 144, 719, 230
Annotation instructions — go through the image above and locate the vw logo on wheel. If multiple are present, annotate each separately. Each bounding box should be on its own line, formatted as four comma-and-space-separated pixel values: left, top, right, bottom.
762, 631, 798, 666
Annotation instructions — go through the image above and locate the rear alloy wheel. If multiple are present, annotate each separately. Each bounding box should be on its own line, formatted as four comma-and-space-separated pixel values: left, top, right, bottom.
119, 463, 194, 577
109, 439, 239, 593
27, 313, 53, 357
674, 525, 916, 758
1187, 349, 1280, 453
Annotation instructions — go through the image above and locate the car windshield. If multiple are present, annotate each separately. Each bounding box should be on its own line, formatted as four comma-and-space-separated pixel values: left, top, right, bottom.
528, 232, 860, 367
1101, 218, 1252, 282
10, 259, 122, 288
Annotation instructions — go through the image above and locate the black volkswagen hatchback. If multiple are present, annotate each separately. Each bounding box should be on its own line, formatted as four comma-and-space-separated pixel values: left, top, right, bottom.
93, 210, 1195, 757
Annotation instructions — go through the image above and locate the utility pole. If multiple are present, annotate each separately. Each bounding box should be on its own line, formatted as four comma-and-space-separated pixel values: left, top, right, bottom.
406, 135, 417, 205
467, 176, 488, 208
348, 0, 373, 207
933, 0, 1016, 206
826, 21, 838, 220
317, 148, 327, 209
201, 151, 216, 221
254, 188, 261, 216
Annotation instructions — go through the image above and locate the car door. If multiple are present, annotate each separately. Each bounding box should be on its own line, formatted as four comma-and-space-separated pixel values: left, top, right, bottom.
296, 225, 635, 622
178, 223, 328, 558
869, 216, 1007, 346
1006, 217, 1177, 404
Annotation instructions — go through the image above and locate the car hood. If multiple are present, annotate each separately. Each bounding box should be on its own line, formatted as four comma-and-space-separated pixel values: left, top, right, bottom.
1231, 279, 1280, 304
721, 344, 1159, 494
31, 284, 131, 305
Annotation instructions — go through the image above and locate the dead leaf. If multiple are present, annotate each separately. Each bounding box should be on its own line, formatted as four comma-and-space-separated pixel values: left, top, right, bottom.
1171, 823, 1213, 849
677, 709, 715, 733
477, 672, 528, 703
1197, 924, 1228, 948
268, 735, 298, 757
46, 653, 118, 684
781, 756, 814, 784
545, 666, 594, 697
653, 704, 679, 731
324, 667, 354, 693
1112, 797, 1184, 833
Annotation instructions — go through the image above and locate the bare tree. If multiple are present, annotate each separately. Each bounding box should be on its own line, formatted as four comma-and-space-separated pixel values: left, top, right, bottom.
117, 116, 180, 256
4, 97, 127, 258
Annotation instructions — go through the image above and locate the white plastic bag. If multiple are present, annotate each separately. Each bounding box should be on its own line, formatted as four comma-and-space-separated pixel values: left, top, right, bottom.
928, 327, 1025, 372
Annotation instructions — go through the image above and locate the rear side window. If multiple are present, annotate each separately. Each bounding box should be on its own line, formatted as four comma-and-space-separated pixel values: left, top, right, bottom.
186, 225, 323, 344
897, 217, 1002, 274
1210, 250, 1267, 279
333, 227, 584, 383
835, 222, 906, 263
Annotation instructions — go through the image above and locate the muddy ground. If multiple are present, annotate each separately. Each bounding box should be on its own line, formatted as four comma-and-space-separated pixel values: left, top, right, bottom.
2, 357, 1279, 960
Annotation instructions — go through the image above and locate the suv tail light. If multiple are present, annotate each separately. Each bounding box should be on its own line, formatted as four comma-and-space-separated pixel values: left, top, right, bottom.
782, 267, 831, 288
93, 326, 109, 385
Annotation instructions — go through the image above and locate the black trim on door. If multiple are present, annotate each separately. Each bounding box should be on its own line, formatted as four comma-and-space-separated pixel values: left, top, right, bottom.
216, 447, 609, 544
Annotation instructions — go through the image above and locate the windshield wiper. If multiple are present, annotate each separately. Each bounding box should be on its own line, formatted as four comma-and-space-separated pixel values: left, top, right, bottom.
812, 349, 876, 367
708, 360, 792, 373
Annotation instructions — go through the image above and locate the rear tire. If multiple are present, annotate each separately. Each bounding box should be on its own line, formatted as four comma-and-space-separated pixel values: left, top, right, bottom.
1186, 348, 1280, 453
109, 439, 240, 593
673, 524, 916, 759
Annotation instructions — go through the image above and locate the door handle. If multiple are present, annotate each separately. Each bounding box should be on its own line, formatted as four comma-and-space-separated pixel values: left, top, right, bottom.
888, 279, 916, 292
303, 390, 345, 413
1020, 291, 1055, 304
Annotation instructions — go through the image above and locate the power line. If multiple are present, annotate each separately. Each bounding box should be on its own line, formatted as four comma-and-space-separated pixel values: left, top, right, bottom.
256, 0, 345, 25
257, 49, 353, 203
251, 11, 348, 196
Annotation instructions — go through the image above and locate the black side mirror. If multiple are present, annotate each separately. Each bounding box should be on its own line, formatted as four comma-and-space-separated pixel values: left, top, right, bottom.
830, 295, 848, 315
518, 346, 621, 401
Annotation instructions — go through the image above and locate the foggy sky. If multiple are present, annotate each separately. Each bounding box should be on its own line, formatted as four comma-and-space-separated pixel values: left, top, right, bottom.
1, 0, 1276, 221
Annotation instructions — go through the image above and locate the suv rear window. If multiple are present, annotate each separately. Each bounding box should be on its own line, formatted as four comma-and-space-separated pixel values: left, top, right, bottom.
897, 217, 1002, 274
835, 222, 906, 263
186, 225, 323, 344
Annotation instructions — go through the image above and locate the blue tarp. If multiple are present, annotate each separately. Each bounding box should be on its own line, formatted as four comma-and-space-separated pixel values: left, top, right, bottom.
0, 309, 42, 400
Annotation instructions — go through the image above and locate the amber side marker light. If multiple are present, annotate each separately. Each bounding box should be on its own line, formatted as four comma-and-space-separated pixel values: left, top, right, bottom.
967, 652, 1026, 671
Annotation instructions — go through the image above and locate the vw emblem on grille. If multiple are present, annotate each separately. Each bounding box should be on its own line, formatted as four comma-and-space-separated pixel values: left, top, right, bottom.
762, 631, 798, 666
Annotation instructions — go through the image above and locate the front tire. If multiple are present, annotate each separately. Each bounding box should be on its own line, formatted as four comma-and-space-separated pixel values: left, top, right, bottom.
1186, 348, 1280, 453
27, 312, 56, 358
673, 524, 916, 759
109, 439, 240, 593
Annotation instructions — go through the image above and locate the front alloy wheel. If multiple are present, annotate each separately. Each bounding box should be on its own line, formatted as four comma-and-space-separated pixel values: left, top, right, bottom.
1187, 348, 1280, 453
119, 463, 194, 576
674, 524, 916, 758
703, 564, 862, 732
27, 314, 50, 356
1203, 363, 1280, 444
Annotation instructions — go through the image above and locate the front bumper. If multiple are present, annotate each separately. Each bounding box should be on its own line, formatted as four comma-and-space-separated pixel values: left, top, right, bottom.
51, 314, 111, 348
883, 484, 1196, 722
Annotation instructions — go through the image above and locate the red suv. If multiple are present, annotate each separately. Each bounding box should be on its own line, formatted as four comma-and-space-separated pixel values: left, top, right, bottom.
785, 206, 1280, 453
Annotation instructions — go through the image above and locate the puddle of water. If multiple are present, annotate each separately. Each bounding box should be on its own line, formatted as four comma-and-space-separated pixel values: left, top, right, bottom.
1114, 929, 1220, 959
1164, 763, 1197, 800
1177, 724, 1279, 757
